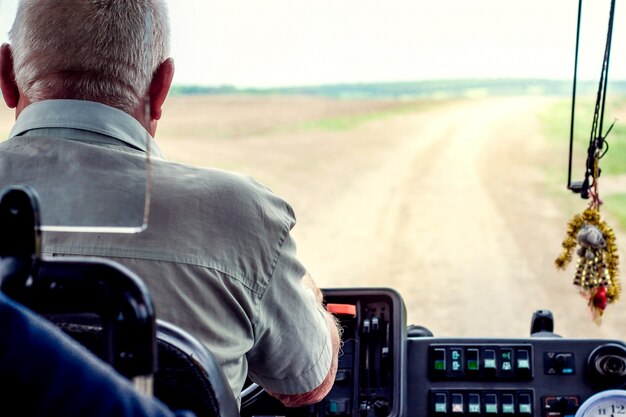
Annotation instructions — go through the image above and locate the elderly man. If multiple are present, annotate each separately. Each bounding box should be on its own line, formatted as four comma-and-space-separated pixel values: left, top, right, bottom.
0, 0, 340, 408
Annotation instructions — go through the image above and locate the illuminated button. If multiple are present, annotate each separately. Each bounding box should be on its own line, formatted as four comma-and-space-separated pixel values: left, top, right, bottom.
451, 393, 464, 413
518, 393, 532, 414
468, 394, 481, 414
434, 393, 447, 414
502, 394, 515, 414
500, 349, 514, 373
450, 348, 463, 374
327, 398, 350, 415
433, 348, 446, 372
467, 348, 480, 372
517, 349, 531, 371
485, 394, 498, 414
484, 349, 497, 371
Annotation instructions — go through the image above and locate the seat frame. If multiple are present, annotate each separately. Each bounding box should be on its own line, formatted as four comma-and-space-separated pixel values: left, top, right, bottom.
0, 185, 240, 417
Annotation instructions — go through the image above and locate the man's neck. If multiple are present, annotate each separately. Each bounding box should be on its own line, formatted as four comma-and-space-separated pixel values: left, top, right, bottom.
14, 95, 31, 119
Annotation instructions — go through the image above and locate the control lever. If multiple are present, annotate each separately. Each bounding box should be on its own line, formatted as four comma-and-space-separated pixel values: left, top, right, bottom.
382, 321, 391, 387
362, 318, 371, 390
530, 310, 561, 338
371, 315, 381, 388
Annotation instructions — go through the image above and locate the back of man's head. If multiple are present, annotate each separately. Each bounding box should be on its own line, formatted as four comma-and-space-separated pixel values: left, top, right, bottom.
9, 0, 170, 115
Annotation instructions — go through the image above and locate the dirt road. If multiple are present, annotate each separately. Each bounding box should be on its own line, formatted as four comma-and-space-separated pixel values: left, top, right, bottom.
1, 95, 622, 340
158, 95, 626, 340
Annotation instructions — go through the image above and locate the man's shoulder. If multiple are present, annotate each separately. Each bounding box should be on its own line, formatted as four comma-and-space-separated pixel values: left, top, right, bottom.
151, 159, 296, 229
154, 160, 275, 200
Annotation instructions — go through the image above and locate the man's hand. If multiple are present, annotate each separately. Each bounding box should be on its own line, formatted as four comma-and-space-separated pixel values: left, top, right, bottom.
267, 273, 341, 407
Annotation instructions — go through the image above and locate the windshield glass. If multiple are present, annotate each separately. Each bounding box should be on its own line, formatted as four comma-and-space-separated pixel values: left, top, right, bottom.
1, 0, 625, 338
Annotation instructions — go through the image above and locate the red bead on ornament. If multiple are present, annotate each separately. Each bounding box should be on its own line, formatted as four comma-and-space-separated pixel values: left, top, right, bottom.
593, 286, 608, 310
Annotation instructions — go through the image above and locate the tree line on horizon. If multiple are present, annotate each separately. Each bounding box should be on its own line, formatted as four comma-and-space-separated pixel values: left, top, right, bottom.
170, 79, 626, 99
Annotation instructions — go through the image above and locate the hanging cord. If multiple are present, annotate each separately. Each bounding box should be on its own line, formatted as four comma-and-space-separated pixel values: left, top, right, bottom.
568, 0, 583, 193
573, 0, 617, 200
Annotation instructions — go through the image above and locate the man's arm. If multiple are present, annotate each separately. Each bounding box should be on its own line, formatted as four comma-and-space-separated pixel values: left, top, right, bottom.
266, 273, 341, 407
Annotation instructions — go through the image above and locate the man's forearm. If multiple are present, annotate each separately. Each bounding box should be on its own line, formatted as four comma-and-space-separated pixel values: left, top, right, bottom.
267, 273, 341, 407
268, 309, 341, 407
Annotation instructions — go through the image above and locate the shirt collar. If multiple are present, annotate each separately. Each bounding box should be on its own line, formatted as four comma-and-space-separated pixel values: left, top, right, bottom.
9, 99, 165, 159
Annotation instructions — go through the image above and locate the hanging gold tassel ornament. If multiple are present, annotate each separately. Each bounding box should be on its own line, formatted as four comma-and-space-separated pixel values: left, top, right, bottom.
556, 206, 620, 324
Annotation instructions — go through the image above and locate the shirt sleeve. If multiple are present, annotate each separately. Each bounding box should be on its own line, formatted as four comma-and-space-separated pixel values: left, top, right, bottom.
245, 232, 332, 395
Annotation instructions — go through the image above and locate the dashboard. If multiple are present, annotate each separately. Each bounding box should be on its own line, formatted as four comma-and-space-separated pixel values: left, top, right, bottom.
241, 288, 626, 417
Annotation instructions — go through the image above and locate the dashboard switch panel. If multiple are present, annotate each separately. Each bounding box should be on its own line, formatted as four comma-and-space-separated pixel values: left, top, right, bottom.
410, 338, 626, 417
430, 390, 534, 416
429, 344, 534, 380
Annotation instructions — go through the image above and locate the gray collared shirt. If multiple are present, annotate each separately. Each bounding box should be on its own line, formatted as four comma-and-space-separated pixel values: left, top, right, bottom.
0, 99, 332, 403
9, 99, 164, 158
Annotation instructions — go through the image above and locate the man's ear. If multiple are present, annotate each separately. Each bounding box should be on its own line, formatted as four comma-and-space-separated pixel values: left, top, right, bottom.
148, 58, 174, 121
0, 43, 19, 109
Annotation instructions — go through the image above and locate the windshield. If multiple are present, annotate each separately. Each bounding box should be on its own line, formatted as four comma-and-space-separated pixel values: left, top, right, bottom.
1, 0, 625, 339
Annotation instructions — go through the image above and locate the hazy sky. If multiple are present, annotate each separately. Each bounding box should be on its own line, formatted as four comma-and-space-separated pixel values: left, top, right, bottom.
0, 0, 624, 87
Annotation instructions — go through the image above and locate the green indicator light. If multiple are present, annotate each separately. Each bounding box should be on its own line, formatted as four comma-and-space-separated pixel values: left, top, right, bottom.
468, 360, 479, 370
486, 405, 498, 414
485, 359, 496, 369
469, 404, 481, 413
520, 404, 532, 414
434, 360, 446, 370
503, 405, 515, 414
518, 359, 530, 369
452, 351, 461, 360
329, 403, 338, 413
435, 404, 447, 413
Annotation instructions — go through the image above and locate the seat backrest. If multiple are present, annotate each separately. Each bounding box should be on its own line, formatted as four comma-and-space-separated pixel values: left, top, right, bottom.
2, 256, 158, 384
0, 186, 157, 384
47, 318, 240, 417
0, 186, 240, 417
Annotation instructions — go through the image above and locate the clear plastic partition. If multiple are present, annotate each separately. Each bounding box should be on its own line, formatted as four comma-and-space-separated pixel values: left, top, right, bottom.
0, 132, 151, 234
0, 0, 152, 234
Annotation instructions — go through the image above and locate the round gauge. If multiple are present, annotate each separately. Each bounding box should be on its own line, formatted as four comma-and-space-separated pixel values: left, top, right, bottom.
576, 390, 626, 417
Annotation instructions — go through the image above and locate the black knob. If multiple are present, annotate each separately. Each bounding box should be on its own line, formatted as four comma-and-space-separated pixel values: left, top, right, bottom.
555, 354, 569, 370
597, 354, 626, 376
588, 344, 626, 388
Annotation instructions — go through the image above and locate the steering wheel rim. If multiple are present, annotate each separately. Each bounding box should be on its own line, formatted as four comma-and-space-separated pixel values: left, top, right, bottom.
240, 382, 265, 409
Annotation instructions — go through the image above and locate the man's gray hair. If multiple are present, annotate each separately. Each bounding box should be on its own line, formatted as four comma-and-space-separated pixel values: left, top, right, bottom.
9, 0, 170, 114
